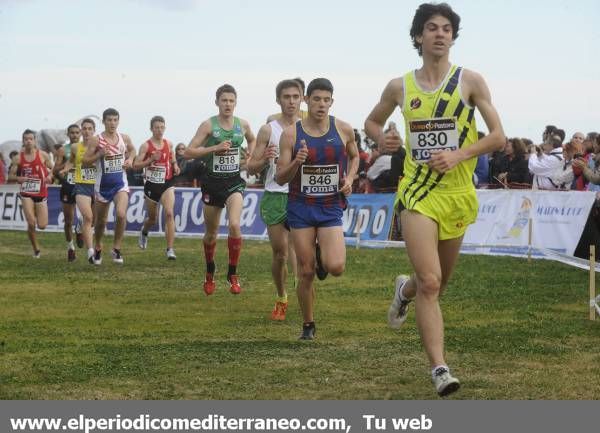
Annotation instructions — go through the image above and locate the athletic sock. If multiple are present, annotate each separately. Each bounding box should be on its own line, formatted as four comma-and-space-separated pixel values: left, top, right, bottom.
227, 236, 242, 276
67, 240, 74, 250
277, 294, 288, 303
203, 241, 216, 274
432, 365, 449, 378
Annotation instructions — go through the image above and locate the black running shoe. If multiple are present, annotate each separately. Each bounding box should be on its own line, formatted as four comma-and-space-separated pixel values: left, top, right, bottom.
315, 244, 328, 280
299, 322, 316, 340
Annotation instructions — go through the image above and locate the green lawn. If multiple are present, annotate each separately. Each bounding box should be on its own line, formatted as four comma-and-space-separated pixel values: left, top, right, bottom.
0, 230, 598, 399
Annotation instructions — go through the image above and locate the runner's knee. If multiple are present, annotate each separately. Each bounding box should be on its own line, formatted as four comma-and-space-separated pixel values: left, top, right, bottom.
164, 208, 175, 220
298, 262, 316, 281
328, 261, 345, 277
417, 273, 442, 296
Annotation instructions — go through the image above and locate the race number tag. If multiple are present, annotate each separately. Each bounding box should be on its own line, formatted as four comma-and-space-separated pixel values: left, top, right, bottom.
146, 165, 166, 184
409, 117, 459, 162
81, 167, 97, 182
66, 169, 76, 185
21, 178, 41, 194
301, 165, 339, 196
103, 154, 124, 173
213, 148, 240, 173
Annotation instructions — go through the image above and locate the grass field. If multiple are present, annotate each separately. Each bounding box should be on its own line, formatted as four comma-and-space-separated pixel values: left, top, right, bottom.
1, 230, 599, 400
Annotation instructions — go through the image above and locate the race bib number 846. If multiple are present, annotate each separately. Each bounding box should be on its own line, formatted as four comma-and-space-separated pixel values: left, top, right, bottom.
301, 165, 339, 196
409, 117, 459, 162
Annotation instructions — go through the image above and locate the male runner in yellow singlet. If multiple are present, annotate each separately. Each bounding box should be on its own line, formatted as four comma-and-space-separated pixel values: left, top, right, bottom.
365, 2, 504, 397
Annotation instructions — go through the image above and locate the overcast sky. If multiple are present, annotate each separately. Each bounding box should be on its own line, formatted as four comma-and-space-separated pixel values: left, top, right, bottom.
0, 0, 598, 149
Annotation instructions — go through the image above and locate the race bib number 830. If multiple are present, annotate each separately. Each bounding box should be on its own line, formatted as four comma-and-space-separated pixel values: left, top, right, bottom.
409, 117, 459, 162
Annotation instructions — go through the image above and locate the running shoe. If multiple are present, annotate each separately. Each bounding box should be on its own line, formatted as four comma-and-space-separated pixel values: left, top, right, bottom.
299, 322, 316, 340
166, 248, 177, 260
228, 275, 242, 295
75, 221, 84, 248
432, 367, 460, 397
270, 301, 288, 321
67, 248, 76, 262
111, 248, 124, 264
203, 273, 216, 296
387, 275, 412, 329
93, 249, 102, 265
138, 231, 148, 250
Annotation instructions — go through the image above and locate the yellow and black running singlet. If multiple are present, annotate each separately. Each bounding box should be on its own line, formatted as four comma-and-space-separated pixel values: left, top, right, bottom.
400, 65, 478, 206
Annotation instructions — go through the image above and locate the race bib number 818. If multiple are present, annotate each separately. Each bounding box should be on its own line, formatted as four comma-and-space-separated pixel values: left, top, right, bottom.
213, 148, 240, 173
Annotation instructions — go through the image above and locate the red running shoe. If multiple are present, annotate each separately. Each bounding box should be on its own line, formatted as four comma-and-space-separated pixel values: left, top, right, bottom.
228, 275, 242, 295
203, 273, 216, 296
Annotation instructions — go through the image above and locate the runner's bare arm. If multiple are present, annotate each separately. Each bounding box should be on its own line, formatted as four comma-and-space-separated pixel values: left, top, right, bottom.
247, 124, 271, 175
242, 119, 257, 161
365, 78, 404, 154
184, 121, 227, 159
7, 160, 21, 183
428, 70, 504, 174
168, 141, 180, 176
52, 146, 66, 176
60, 143, 77, 176
275, 126, 303, 186
122, 134, 136, 169
41, 150, 53, 183
82, 136, 102, 166
132, 142, 151, 170
338, 120, 360, 196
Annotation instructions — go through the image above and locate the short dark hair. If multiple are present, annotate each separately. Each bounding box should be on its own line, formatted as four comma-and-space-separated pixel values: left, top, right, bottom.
22, 129, 36, 139
9, 150, 18, 159
276, 79, 303, 99
102, 108, 119, 121
67, 124, 80, 133
554, 128, 565, 144
543, 125, 557, 137
81, 118, 96, 129
216, 84, 236, 100
306, 78, 333, 97
410, 3, 460, 56
150, 115, 165, 128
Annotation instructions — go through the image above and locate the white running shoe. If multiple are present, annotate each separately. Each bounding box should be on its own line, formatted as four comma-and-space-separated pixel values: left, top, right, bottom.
138, 231, 148, 250
32, 250, 41, 259
387, 275, 411, 329
111, 248, 124, 264
432, 367, 460, 397
166, 248, 177, 260
93, 249, 102, 265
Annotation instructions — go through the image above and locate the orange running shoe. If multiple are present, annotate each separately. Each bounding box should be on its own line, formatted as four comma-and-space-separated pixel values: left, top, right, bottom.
270, 301, 288, 321
203, 273, 216, 296
228, 275, 242, 295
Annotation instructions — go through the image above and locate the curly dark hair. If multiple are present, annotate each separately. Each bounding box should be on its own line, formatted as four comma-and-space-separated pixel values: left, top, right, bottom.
410, 3, 460, 56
